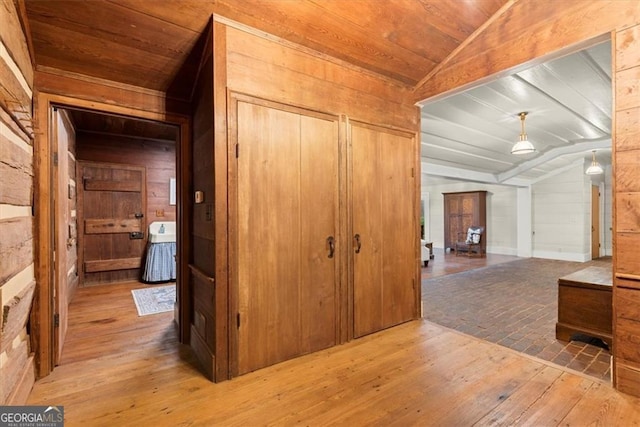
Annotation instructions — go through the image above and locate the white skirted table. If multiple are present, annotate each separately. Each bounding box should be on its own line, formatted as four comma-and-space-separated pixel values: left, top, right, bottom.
143, 242, 176, 283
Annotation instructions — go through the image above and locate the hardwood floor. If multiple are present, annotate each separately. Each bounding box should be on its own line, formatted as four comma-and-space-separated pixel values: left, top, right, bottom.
28, 281, 640, 426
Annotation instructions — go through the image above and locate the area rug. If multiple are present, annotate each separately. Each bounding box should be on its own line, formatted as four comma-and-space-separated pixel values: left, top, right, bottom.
131, 284, 175, 316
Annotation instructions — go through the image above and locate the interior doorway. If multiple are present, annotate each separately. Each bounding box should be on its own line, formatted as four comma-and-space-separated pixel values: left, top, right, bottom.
48, 104, 183, 368
592, 185, 600, 259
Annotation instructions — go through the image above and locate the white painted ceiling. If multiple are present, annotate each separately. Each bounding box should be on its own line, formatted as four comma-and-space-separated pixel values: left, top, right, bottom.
419, 40, 612, 186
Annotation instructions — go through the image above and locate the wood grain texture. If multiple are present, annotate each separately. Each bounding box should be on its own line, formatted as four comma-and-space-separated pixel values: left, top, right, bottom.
616, 24, 640, 72
225, 27, 418, 130
351, 122, 417, 338
414, 0, 640, 101
616, 192, 640, 232
615, 149, 640, 193
34, 68, 190, 117
6, 355, 34, 405
76, 133, 176, 223
616, 64, 640, 112
0, 129, 33, 206
188, 27, 216, 381
616, 108, 640, 152
0, 340, 29, 404
23, 0, 507, 91
25, 283, 640, 425
0, 280, 35, 353
0, 0, 34, 86
0, 217, 33, 285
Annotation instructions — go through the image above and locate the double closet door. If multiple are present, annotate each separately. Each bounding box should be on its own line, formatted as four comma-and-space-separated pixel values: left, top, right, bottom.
233, 96, 418, 375
235, 99, 340, 375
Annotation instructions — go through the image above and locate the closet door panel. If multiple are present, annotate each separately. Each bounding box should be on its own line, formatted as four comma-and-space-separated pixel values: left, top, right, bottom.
352, 126, 384, 337
237, 102, 302, 374
300, 115, 339, 353
235, 98, 339, 375
352, 123, 416, 338
380, 131, 415, 327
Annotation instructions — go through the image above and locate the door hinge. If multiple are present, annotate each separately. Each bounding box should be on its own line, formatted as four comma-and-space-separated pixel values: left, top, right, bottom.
237, 313, 241, 328
411, 167, 414, 177
53, 152, 59, 166
54, 313, 60, 328
235, 144, 239, 158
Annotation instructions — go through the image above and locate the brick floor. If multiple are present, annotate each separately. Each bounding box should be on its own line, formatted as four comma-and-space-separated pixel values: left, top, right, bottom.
421, 254, 612, 382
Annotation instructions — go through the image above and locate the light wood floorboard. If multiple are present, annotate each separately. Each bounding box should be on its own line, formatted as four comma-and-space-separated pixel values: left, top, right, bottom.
28, 281, 640, 426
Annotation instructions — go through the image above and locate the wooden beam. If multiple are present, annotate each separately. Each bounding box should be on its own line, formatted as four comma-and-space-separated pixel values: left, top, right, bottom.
413, 1, 640, 103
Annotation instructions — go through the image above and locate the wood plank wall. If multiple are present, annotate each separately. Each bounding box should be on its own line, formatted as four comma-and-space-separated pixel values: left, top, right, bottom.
613, 23, 640, 397
221, 20, 420, 359
76, 133, 177, 223
0, 0, 36, 405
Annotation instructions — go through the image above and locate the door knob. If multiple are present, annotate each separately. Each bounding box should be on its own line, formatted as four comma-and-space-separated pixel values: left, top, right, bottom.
354, 234, 361, 254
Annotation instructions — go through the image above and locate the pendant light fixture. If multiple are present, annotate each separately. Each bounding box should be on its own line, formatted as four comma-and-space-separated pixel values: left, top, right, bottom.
511, 112, 536, 155
585, 150, 604, 175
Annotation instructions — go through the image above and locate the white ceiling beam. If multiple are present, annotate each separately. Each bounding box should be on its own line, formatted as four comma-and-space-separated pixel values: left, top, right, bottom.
421, 162, 531, 187
496, 138, 611, 183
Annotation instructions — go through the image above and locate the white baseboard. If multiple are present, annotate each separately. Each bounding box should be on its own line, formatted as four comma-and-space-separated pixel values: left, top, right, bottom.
486, 246, 518, 256
532, 250, 591, 262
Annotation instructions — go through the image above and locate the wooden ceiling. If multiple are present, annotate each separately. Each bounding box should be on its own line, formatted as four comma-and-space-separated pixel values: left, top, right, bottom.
24, 0, 509, 95
68, 109, 178, 142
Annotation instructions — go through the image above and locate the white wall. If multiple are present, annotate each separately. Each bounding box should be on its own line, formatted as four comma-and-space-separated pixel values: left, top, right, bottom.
421, 178, 518, 255
532, 163, 591, 261
422, 161, 612, 261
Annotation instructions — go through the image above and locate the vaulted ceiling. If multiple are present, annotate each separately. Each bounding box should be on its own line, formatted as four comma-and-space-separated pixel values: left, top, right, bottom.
23, 0, 611, 183
24, 0, 508, 92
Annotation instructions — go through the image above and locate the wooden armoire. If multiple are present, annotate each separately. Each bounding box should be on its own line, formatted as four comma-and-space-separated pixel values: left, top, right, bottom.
443, 191, 487, 254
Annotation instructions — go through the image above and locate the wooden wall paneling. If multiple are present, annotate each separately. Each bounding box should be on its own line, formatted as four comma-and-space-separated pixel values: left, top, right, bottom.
615, 109, 640, 152
212, 22, 230, 382
0, 340, 30, 404
0, 217, 33, 285
0, 0, 34, 86
613, 23, 640, 397
615, 67, 640, 112
188, 20, 217, 381
0, 122, 33, 205
0, 0, 35, 405
35, 68, 190, 117
225, 26, 417, 130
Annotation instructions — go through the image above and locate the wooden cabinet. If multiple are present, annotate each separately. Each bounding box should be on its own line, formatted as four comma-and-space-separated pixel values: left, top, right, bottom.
443, 191, 486, 254
556, 266, 612, 345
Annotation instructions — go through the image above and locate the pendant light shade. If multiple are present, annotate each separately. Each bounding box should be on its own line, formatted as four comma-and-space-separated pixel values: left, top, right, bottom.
585, 150, 604, 175
511, 112, 536, 155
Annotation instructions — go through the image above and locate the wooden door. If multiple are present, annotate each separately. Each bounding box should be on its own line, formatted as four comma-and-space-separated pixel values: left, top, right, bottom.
592, 185, 600, 259
351, 122, 417, 338
77, 162, 146, 285
235, 99, 339, 375
53, 108, 72, 364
